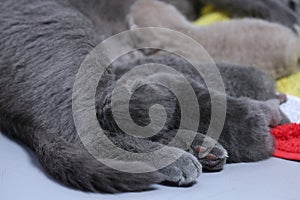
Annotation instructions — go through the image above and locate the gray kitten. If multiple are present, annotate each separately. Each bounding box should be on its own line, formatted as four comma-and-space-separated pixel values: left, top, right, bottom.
0, 0, 287, 194
160, 0, 300, 29
128, 0, 300, 79
203, 0, 300, 29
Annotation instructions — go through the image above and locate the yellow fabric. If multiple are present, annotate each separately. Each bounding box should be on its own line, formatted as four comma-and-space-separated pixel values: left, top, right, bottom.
277, 71, 300, 97
194, 4, 230, 26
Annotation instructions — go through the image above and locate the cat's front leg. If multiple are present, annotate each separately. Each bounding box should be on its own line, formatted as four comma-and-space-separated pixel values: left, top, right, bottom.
219, 97, 281, 163
155, 130, 228, 172
108, 134, 202, 186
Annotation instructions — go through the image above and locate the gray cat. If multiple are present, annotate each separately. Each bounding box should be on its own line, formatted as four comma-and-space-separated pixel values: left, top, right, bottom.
203, 0, 300, 29
158, 0, 300, 29
0, 0, 288, 193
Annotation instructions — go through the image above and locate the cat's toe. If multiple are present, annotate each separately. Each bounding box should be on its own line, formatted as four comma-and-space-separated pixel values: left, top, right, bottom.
159, 152, 202, 186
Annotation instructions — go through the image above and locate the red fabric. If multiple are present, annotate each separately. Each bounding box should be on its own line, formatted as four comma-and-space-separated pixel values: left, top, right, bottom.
271, 123, 300, 161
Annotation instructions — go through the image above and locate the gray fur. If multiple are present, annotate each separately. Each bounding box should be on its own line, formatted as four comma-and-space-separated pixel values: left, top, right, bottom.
158, 0, 202, 21
283, 0, 300, 15
203, 0, 300, 29
0, 0, 288, 194
0, 0, 166, 193
129, 0, 300, 79
104, 55, 284, 163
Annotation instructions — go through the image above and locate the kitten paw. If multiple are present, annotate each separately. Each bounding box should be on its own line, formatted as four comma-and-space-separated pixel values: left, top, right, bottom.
276, 92, 288, 104
188, 134, 227, 172
260, 99, 282, 127
159, 152, 202, 186
195, 144, 228, 172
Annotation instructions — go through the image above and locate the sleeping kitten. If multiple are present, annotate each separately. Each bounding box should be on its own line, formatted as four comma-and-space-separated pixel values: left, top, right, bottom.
128, 0, 300, 79
0, 0, 286, 193
202, 0, 300, 29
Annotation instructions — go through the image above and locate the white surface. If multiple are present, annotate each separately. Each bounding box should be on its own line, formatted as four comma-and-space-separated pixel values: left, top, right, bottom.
280, 95, 300, 123
1, 96, 300, 200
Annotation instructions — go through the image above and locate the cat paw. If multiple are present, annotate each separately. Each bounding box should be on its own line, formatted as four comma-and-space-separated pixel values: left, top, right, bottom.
188, 134, 227, 172
159, 152, 202, 186
276, 92, 288, 104
194, 144, 227, 172
259, 99, 282, 127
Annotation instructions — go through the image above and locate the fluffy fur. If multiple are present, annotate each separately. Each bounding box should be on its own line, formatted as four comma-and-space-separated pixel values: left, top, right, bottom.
0, 0, 288, 193
158, 0, 202, 21
283, 0, 300, 15
128, 0, 300, 79
202, 0, 300, 29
